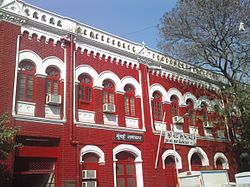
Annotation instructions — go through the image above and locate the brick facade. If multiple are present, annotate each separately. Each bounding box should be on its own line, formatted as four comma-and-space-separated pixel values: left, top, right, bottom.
0, 1, 238, 187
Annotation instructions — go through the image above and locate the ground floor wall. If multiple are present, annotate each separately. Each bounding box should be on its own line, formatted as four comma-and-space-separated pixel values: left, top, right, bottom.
11, 125, 237, 187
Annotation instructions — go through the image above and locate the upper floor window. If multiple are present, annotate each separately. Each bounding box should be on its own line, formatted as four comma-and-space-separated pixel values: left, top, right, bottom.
102, 80, 115, 104
17, 61, 35, 102
78, 74, 93, 106
124, 85, 135, 117
46, 67, 60, 96
171, 96, 179, 116
201, 102, 208, 122
152, 91, 163, 121
186, 99, 195, 126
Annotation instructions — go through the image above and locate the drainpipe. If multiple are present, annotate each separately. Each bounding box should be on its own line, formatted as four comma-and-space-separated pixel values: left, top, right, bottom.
63, 33, 79, 187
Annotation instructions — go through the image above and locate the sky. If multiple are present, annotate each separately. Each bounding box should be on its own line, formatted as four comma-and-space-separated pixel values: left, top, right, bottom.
24, 0, 177, 50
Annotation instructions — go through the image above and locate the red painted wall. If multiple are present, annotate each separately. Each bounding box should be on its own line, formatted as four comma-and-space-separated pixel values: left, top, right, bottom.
0, 19, 237, 187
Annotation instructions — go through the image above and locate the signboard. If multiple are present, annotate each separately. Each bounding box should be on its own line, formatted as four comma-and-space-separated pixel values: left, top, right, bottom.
164, 131, 197, 146
115, 132, 144, 142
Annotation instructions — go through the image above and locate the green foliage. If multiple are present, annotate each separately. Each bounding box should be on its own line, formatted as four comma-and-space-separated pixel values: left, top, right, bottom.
158, 0, 250, 151
158, 0, 250, 87
224, 86, 250, 150
0, 113, 20, 160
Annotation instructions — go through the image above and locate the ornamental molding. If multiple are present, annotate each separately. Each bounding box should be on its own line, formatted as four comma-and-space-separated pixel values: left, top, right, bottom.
76, 42, 139, 70
4, 0, 227, 87
0, 0, 27, 25
0, 9, 27, 25
149, 67, 221, 92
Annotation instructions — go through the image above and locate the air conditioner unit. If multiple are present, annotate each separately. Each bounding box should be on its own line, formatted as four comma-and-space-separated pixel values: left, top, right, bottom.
203, 121, 213, 128
103, 103, 115, 113
82, 170, 96, 179
46, 94, 61, 105
172, 116, 184, 124
217, 130, 225, 138
82, 181, 97, 187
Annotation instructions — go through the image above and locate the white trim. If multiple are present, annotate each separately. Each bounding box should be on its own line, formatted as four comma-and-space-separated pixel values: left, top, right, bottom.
197, 96, 212, 112
188, 147, 209, 171
113, 144, 144, 187
162, 149, 182, 170
138, 69, 146, 131
80, 145, 105, 165
166, 88, 186, 106
63, 47, 67, 121
149, 83, 167, 102
42, 56, 65, 80
98, 71, 121, 91
12, 35, 21, 116
214, 152, 229, 169
75, 64, 99, 87
19, 50, 65, 80
183, 92, 198, 109
119, 76, 142, 97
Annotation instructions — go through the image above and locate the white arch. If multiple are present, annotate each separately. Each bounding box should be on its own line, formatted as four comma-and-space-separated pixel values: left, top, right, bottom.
80, 145, 105, 165
149, 83, 168, 102
188, 147, 209, 171
166, 88, 186, 106
42, 56, 65, 80
162, 150, 182, 170
183, 92, 198, 109
19, 50, 65, 80
214, 152, 229, 169
113, 144, 144, 187
211, 99, 224, 111
119, 76, 142, 97
19, 50, 42, 69
197, 96, 212, 112
98, 71, 121, 91
75, 64, 99, 86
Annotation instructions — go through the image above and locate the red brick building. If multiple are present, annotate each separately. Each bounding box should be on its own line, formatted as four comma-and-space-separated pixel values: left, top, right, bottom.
0, 0, 237, 186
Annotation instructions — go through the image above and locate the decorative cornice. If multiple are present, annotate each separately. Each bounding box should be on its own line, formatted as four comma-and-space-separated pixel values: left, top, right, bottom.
0, 9, 27, 25
3, 0, 228, 87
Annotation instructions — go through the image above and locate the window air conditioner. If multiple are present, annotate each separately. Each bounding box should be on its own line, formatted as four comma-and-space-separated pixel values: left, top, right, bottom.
103, 103, 115, 113
203, 121, 213, 128
82, 170, 96, 179
172, 116, 184, 124
46, 94, 61, 105
82, 181, 97, 187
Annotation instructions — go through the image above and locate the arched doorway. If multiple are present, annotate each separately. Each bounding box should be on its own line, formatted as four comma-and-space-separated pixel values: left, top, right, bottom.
113, 144, 144, 187
81, 153, 99, 187
80, 145, 105, 187
165, 156, 177, 187
191, 153, 202, 171
116, 152, 136, 187
188, 147, 209, 171
216, 159, 224, 170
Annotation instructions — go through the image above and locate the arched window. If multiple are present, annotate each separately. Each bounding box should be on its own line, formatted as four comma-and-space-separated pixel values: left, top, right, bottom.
78, 74, 92, 106
201, 102, 208, 122
191, 153, 202, 171
187, 99, 195, 126
171, 96, 179, 116
124, 85, 135, 117
46, 67, 60, 96
116, 152, 136, 187
165, 156, 177, 187
152, 91, 163, 121
102, 80, 115, 104
17, 61, 35, 101
82, 153, 99, 187
216, 158, 224, 170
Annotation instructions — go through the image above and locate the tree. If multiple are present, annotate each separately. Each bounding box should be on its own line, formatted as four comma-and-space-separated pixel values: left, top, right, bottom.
158, 0, 250, 160
0, 113, 20, 160
0, 113, 20, 186
158, 0, 250, 89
